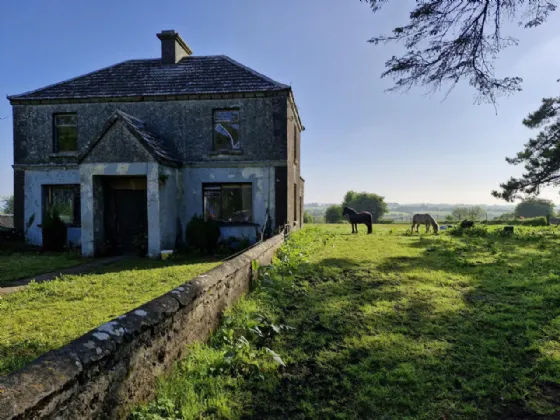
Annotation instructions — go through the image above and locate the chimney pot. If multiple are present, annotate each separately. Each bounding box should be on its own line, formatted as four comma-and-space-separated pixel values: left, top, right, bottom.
156, 30, 193, 64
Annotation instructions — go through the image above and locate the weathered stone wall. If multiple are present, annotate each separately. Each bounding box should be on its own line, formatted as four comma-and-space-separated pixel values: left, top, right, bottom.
286, 103, 303, 230
0, 234, 284, 420
12, 95, 289, 165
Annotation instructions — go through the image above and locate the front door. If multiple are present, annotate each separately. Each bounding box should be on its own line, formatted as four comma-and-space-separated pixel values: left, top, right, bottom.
113, 190, 148, 254
104, 177, 148, 255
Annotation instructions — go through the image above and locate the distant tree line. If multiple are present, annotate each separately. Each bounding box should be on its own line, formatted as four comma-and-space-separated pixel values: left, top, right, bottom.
323, 191, 388, 224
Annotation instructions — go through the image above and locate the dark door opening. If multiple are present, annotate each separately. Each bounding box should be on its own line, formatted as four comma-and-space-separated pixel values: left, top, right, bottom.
103, 177, 148, 255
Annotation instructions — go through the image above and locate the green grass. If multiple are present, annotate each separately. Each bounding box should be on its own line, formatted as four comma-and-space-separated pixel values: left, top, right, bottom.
133, 224, 560, 419
0, 252, 86, 283
0, 255, 220, 375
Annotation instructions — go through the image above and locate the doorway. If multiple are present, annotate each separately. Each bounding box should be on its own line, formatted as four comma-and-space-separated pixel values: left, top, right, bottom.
103, 177, 148, 255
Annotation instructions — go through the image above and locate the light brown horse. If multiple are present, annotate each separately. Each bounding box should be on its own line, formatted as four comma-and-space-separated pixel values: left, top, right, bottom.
411, 213, 439, 234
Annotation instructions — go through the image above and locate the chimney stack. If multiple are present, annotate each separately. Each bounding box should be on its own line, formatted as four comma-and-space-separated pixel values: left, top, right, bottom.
156, 30, 193, 64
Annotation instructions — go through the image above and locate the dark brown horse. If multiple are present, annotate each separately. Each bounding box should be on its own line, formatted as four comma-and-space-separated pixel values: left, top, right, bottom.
342, 206, 373, 234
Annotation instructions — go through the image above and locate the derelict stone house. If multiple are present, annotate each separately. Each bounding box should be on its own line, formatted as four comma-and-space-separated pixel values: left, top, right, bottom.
8, 30, 304, 257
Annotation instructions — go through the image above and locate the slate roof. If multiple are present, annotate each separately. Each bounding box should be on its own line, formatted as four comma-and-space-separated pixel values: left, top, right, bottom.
8, 56, 291, 101
79, 110, 182, 166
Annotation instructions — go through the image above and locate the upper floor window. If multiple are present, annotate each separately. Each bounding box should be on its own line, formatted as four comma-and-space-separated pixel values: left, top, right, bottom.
54, 113, 78, 153
213, 109, 240, 151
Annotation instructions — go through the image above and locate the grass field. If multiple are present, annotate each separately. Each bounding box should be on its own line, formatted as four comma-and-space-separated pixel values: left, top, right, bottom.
133, 224, 560, 419
0, 252, 86, 283
0, 255, 220, 375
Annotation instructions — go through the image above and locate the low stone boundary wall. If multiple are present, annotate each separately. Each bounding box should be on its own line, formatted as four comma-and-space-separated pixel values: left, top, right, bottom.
0, 234, 284, 420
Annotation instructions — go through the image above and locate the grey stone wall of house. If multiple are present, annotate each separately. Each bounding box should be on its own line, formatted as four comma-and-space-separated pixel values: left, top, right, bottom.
82, 121, 156, 164
0, 234, 284, 420
286, 103, 303, 230
12, 95, 289, 165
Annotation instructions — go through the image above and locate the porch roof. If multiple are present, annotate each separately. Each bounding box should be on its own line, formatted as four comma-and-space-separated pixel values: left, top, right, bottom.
79, 110, 182, 166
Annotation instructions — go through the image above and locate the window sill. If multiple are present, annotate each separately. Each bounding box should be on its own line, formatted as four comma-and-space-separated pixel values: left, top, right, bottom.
208, 149, 244, 157
50, 152, 78, 158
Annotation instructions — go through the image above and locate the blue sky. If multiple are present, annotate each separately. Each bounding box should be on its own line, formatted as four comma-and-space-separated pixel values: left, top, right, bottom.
1, 0, 560, 205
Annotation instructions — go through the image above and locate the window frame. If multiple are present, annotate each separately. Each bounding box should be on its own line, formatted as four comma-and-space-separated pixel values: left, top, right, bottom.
42, 184, 81, 227
53, 113, 78, 154
212, 108, 241, 152
202, 182, 253, 225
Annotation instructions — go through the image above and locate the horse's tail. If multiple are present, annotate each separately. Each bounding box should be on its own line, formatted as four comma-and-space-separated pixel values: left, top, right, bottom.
368, 213, 373, 234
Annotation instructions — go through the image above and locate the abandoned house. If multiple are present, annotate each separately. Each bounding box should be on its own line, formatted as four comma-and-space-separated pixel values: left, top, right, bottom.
7, 30, 304, 257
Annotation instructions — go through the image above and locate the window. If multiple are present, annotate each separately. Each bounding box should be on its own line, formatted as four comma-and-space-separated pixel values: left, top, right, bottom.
213, 109, 240, 151
293, 124, 297, 161
43, 185, 81, 226
203, 183, 252, 223
54, 113, 78, 153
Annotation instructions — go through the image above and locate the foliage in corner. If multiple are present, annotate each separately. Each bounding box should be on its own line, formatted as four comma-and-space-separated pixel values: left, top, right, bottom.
361, 0, 556, 103
493, 96, 560, 201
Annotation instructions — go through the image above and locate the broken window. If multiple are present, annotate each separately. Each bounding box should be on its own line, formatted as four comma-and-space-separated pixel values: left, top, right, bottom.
203, 183, 252, 223
43, 185, 81, 226
213, 109, 240, 151
54, 113, 78, 153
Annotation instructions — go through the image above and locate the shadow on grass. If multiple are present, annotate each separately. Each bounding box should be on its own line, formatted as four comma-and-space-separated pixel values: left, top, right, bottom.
244, 237, 560, 419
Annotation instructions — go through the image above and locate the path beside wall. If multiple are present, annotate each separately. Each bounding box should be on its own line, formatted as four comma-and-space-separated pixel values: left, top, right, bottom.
0, 234, 284, 420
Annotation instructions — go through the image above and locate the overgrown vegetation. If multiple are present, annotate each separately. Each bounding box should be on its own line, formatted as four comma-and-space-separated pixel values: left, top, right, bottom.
0, 255, 220, 375
135, 224, 560, 419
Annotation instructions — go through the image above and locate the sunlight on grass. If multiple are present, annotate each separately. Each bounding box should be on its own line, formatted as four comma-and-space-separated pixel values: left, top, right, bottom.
134, 224, 560, 418
0, 252, 85, 283
0, 256, 219, 375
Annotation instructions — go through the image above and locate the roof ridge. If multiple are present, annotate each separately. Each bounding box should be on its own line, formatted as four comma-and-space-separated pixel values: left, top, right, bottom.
219, 55, 290, 89
7, 60, 138, 100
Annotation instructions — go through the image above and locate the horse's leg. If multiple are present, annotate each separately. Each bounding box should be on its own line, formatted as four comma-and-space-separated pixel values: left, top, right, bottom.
411, 223, 415, 233
426, 223, 429, 233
